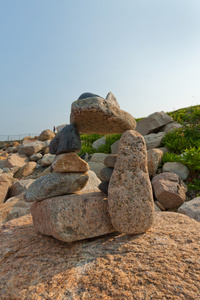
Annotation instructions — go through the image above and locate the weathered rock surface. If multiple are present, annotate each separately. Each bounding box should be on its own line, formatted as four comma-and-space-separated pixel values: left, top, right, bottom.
0, 213, 200, 299
38, 129, 55, 141
24, 172, 89, 202
100, 166, 113, 182
51, 153, 89, 173
105, 91, 120, 108
147, 148, 163, 177
144, 132, 165, 150
41, 154, 56, 167
163, 162, 189, 180
49, 124, 81, 155
0, 174, 12, 204
108, 130, 154, 234
0, 193, 31, 225
136, 111, 173, 135
152, 172, 187, 209
14, 161, 37, 178
18, 141, 45, 157
177, 197, 200, 222
31, 192, 115, 242
8, 179, 35, 198
70, 97, 136, 134
104, 154, 117, 168
4, 153, 29, 169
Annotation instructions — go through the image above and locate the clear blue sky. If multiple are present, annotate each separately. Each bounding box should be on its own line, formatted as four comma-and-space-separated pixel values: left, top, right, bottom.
1, 0, 200, 136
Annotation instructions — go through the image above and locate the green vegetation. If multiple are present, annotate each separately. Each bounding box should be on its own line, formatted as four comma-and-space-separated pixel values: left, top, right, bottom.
78, 133, 122, 156
162, 105, 200, 192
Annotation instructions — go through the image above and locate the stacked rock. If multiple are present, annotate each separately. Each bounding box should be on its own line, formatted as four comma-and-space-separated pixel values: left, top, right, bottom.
24, 92, 155, 242
99, 154, 117, 194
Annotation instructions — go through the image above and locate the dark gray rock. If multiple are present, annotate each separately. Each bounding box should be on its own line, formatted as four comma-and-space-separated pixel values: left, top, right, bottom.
99, 181, 109, 194
78, 92, 101, 100
100, 167, 113, 182
49, 124, 81, 155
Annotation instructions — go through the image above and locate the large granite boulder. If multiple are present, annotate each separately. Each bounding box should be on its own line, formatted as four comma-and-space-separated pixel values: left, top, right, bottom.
152, 172, 187, 209
31, 192, 115, 242
70, 96, 136, 134
0, 213, 200, 299
24, 172, 89, 202
49, 124, 81, 155
108, 130, 154, 234
136, 111, 173, 135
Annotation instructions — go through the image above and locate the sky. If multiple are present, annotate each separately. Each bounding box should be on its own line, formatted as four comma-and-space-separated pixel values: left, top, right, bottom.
1, 0, 200, 138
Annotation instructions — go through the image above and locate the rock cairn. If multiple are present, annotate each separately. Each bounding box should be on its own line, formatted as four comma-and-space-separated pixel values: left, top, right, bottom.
23, 92, 155, 242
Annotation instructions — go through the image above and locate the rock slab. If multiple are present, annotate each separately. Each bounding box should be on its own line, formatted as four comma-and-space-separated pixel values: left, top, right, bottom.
108, 130, 154, 234
24, 172, 89, 202
0, 212, 200, 299
70, 97, 136, 134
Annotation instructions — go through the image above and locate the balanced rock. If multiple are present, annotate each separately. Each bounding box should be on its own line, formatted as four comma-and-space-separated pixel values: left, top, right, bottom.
38, 129, 55, 141
24, 172, 89, 202
31, 191, 115, 242
51, 153, 89, 173
70, 96, 136, 134
136, 111, 173, 135
49, 124, 81, 155
1, 213, 200, 299
163, 162, 189, 180
105, 91, 120, 108
177, 197, 200, 222
78, 92, 101, 99
4, 153, 29, 169
152, 172, 187, 209
18, 141, 45, 157
108, 130, 154, 234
